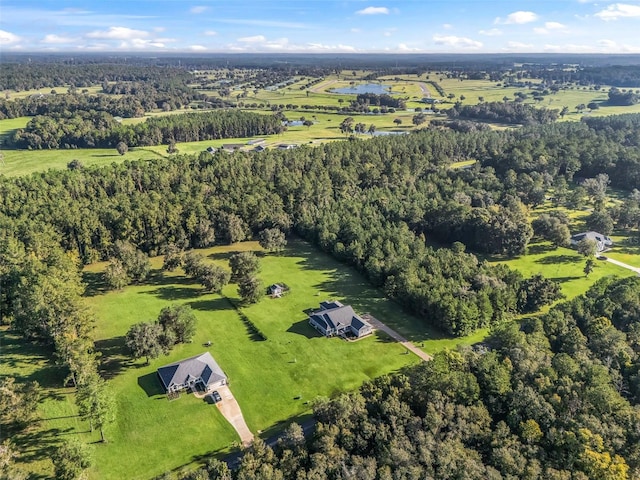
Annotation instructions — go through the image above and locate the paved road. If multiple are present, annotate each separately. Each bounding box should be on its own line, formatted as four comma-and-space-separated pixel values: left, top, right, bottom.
216, 385, 254, 447
605, 257, 640, 274
363, 315, 432, 362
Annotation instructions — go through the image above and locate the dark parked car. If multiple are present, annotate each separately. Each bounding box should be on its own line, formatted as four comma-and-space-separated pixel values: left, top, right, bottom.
205, 390, 222, 404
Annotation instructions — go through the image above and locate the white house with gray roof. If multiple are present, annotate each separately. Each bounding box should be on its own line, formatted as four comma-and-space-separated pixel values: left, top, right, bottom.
157, 352, 227, 393
570, 231, 613, 252
309, 301, 373, 338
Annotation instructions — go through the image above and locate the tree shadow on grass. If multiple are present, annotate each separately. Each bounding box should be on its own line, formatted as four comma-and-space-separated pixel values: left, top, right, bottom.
553, 276, 584, 283
189, 297, 233, 312
527, 243, 556, 255
83, 270, 109, 297
535, 254, 580, 265
95, 336, 133, 379
137, 372, 164, 397
146, 285, 203, 301
286, 319, 321, 339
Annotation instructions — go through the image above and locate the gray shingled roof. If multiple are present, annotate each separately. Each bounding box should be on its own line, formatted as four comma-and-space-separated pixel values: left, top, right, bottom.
157, 352, 226, 391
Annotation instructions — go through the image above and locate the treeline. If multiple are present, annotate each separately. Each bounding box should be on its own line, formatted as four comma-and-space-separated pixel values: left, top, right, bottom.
481, 115, 640, 191
447, 101, 559, 125
0, 93, 146, 120
355, 93, 406, 109
536, 65, 640, 88
10, 110, 283, 149
0, 63, 193, 92
170, 276, 640, 480
608, 87, 640, 106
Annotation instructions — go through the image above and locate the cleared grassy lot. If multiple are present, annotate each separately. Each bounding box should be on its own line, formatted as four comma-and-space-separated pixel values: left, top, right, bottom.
485, 240, 635, 301
4, 239, 439, 479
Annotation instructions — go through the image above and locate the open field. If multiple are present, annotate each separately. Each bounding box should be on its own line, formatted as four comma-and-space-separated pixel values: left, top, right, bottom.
3, 85, 103, 100
4, 73, 640, 178
0, 146, 164, 177
0, 110, 428, 176
8, 239, 461, 479
486, 240, 635, 301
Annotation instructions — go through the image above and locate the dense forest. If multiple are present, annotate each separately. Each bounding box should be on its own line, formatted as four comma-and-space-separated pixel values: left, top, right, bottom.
2, 114, 640, 339
9, 110, 283, 149
171, 275, 640, 480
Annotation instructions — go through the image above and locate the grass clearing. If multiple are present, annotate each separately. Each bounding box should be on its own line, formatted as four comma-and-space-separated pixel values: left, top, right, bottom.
9, 239, 467, 479
485, 240, 635, 300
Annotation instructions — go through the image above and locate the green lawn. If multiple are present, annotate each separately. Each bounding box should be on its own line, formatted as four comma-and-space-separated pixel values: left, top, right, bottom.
485, 241, 635, 300
8, 239, 454, 479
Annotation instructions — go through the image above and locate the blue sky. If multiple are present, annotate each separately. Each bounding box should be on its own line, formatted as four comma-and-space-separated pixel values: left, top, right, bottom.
1, 0, 639, 53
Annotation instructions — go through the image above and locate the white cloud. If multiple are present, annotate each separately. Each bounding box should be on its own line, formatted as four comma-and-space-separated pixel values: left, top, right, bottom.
119, 38, 165, 49
395, 43, 420, 52
86, 27, 149, 39
41, 34, 75, 44
0, 29, 21, 45
534, 21, 568, 35
433, 34, 482, 49
350, 28, 361, 33
189, 6, 209, 14
598, 39, 618, 48
218, 19, 308, 29
479, 28, 502, 36
189, 45, 208, 51
595, 3, 640, 20
356, 6, 389, 15
442, 23, 453, 30
153, 27, 166, 33
495, 11, 538, 25
506, 41, 534, 49
204, 30, 217, 36
237, 35, 266, 43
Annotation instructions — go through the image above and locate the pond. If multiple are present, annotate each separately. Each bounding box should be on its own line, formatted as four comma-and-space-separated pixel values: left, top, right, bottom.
331, 83, 392, 95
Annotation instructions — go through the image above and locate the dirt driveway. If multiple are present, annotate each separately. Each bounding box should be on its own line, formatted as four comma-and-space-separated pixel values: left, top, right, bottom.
215, 385, 254, 446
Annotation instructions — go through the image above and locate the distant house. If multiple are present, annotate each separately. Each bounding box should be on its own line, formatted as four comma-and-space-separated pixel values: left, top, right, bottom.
570, 231, 613, 252
309, 301, 373, 338
157, 352, 227, 393
222, 143, 245, 152
277, 144, 297, 150
253, 145, 266, 152
205, 146, 216, 155
247, 138, 266, 146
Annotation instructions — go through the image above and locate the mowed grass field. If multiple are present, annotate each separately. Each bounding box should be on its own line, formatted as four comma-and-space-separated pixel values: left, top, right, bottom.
486, 241, 635, 301
4, 239, 444, 480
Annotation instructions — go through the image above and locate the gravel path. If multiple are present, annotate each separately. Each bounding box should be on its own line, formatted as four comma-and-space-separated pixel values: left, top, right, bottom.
363, 315, 432, 362
605, 257, 640, 274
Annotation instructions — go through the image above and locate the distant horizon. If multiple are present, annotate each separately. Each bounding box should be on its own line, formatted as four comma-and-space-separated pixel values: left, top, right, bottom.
2, 1, 640, 54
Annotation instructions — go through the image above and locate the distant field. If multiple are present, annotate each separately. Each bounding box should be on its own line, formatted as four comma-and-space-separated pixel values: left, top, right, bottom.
0, 147, 164, 177
3, 85, 103, 100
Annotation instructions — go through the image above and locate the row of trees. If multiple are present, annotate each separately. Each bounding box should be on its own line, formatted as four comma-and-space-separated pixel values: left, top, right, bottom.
447, 101, 560, 125
11, 110, 284, 149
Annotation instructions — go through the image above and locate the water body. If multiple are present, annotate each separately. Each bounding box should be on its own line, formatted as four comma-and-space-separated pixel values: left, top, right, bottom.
331, 83, 391, 95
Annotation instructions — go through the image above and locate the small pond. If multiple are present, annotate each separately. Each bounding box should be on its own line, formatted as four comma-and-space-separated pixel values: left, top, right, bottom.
331, 83, 392, 95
